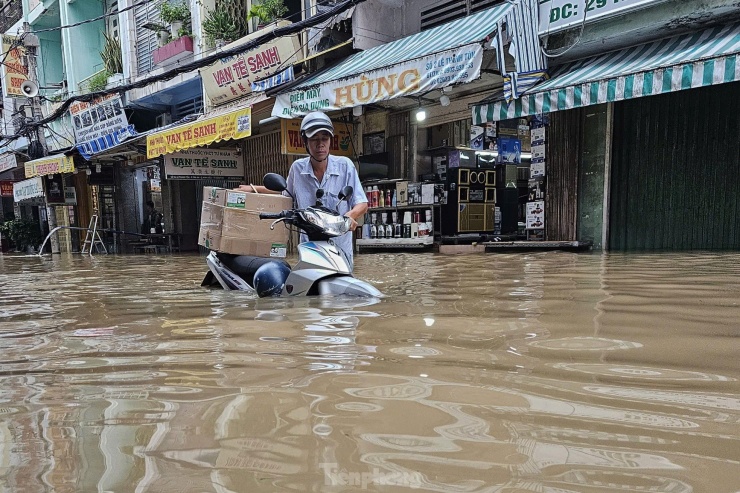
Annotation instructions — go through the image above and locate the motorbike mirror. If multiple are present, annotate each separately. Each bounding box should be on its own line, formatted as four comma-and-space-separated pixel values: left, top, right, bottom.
263, 173, 287, 192
316, 189, 325, 199
338, 186, 353, 201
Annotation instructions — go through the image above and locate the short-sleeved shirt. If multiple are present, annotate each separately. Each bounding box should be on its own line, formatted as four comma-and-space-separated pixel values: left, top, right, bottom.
285, 155, 367, 266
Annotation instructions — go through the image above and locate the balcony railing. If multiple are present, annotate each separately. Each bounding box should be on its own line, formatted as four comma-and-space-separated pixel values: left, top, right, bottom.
0, 1, 23, 34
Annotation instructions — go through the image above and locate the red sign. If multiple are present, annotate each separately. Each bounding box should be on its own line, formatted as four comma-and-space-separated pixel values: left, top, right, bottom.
0, 181, 14, 197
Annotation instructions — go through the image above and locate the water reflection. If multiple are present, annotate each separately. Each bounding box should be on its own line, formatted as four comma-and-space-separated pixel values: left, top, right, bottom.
0, 252, 738, 492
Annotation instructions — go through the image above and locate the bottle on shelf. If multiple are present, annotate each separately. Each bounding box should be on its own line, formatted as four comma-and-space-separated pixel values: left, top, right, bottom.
370, 213, 377, 239
391, 189, 397, 207
379, 189, 385, 208
385, 212, 393, 239
377, 213, 385, 239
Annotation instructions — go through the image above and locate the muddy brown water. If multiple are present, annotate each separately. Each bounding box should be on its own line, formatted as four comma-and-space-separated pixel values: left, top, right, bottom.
0, 251, 738, 492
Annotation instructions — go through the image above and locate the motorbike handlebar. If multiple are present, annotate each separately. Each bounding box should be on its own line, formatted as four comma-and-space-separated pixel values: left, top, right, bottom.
259, 212, 285, 220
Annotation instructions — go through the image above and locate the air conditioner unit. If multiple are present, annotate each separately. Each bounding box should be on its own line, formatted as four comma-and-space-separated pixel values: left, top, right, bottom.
155, 113, 171, 127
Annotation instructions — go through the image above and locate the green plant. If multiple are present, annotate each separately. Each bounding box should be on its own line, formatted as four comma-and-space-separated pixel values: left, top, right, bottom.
177, 26, 191, 38
202, 8, 240, 45
0, 219, 43, 252
247, 0, 288, 24
88, 70, 111, 92
159, 1, 190, 24
100, 31, 123, 74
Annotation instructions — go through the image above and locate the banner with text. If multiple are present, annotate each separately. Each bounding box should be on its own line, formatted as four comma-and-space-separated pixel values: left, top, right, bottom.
0, 181, 14, 197
0, 35, 29, 98
13, 176, 44, 202
147, 107, 251, 159
280, 119, 355, 157
0, 152, 17, 173
69, 94, 129, 143
202, 35, 301, 106
538, 0, 667, 34
272, 44, 483, 118
24, 154, 75, 178
164, 148, 245, 180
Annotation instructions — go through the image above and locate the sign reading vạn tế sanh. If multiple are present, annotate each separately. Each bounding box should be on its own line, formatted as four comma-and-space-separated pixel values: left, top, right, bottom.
163, 148, 245, 180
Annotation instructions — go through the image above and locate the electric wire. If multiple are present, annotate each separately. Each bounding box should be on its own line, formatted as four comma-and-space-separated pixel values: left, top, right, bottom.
540, 0, 589, 58
0, 0, 365, 144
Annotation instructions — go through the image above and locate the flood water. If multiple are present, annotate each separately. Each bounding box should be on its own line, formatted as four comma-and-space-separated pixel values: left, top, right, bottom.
0, 251, 738, 492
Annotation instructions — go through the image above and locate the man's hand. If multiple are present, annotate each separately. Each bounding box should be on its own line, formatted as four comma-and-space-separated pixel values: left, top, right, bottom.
344, 214, 359, 231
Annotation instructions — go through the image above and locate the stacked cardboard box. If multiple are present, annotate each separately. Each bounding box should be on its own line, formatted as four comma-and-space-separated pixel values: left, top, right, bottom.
198, 187, 293, 257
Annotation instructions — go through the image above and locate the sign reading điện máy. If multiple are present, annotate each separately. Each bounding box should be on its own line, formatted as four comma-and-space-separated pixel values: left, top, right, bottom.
163, 148, 245, 180
202, 36, 301, 106
272, 44, 483, 118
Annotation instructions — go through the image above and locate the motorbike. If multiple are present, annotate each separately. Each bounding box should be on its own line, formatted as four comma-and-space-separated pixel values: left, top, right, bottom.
202, 173, 383, 298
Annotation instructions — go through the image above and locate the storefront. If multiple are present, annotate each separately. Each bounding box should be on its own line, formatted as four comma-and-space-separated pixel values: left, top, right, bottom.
268, 2, 544, 250
20, 153, 78, 253
145, 103, 254, 251
472, 22, 740, 250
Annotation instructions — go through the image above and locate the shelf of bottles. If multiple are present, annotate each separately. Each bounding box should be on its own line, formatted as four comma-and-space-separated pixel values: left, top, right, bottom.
358, 184, 434, 248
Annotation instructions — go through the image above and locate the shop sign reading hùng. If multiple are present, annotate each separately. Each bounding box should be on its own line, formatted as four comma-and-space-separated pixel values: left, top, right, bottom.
202, 36, 301, 106
163, 148, 245, 180
272, 44, 483, 118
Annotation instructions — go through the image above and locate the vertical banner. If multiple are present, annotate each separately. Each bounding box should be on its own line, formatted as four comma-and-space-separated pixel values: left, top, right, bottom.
0, 35, 29, 98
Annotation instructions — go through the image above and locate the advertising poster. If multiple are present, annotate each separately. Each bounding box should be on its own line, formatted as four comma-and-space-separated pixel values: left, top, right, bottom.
469, 125, 484, 150
69, 94, 129, 143
0, 153, 18, 173
526, 200, 545, 230
497, 137, 521, 164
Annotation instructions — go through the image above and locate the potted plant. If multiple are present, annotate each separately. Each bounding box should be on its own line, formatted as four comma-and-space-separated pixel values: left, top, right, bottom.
88, 70, 111, 92
100, 31, 124, 86
202, 7, 239, 47
0, 219, 43, 253
160, 1, 191, 38
247, 0, 288, 29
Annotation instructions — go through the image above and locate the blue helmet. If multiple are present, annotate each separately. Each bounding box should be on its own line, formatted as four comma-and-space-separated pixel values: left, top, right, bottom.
253, 261, 290, 297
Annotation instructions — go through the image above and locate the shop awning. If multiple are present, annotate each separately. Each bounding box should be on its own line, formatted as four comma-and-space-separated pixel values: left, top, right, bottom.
24, 153, 75, 178
146, 94, 265, 159
472, 23, 740, 123
271, 3, 517, 118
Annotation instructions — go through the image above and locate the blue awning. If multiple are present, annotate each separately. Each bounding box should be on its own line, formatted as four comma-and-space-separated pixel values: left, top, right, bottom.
473, 23, 740, 123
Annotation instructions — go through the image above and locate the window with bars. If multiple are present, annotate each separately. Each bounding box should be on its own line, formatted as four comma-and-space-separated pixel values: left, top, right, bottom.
134, 0, 165, 76
421, 0, 505, 31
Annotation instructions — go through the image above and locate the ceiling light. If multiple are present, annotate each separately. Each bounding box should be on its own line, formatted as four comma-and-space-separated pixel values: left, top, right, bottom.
415, 107, 426, 122
439, 95, 450, 107
352, 105, 363, 117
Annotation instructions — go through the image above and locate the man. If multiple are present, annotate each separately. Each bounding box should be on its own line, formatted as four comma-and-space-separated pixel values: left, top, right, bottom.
242, 111, 368, 266
142, 200, 164, 234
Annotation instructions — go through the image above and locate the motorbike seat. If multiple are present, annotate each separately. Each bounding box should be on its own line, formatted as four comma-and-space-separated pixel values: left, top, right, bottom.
216, 253, 291, 287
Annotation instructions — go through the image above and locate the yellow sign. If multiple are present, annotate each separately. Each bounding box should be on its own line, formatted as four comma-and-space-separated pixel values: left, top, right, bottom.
202, 35, 301, 106
1, 35, 29, 98
24, 154, 75, 178
147, 107, 252, 159
280, 119, 356, 158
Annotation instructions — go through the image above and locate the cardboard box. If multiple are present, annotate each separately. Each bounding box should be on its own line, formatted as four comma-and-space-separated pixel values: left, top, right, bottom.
198, 229, 222, 250
203, 186, 228, 206
219, 236, 289, 258
198, 186, 293, 256
222, 206, 291, 244
395, 181, 408, 206
200, 201, 224, 231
